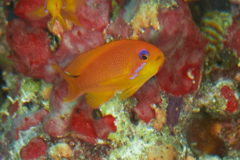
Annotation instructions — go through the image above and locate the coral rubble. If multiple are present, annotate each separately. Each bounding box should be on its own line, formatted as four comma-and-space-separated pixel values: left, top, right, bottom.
1, 0, 240, 159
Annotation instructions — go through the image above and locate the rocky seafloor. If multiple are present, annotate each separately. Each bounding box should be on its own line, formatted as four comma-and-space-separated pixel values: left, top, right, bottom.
1, 0, 240, 159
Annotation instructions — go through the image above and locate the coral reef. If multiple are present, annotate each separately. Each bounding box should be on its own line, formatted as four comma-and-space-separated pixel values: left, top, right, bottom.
48, 143, 72, 159
201, 11, 233, 54
20, 137, 47, 160
186, 112, 227, 158
1, 0, 240, 159
130, 0, 160, 39
225, 18, 240, 57
100, 96, 181, 160
155, 0, 208, 96
148, 143, 176, 160
132, 78, 162, 124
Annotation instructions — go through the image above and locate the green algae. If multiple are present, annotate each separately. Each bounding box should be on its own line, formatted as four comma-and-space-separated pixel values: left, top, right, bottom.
1, 71, 51, 116
160, 0, 178, 9
18, 78, 41, 113
111, 0, 122, 21
100, 96, 184, 160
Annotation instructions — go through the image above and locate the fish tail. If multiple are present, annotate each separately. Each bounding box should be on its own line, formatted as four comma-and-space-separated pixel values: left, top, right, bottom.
61, 9, 83, 27
56, 14, 68, 30
62, 11, 83, 27
52, 64, 81, 102
50, 14, 67, 30
63, 81, 80, 102
50, 15, 56, 29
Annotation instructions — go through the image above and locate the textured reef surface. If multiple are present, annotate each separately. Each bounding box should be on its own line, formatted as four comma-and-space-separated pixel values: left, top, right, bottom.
1, 0, 240, 159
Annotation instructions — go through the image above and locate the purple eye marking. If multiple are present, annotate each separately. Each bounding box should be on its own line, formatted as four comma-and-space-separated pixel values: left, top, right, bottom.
139, 49, 149, 60
129, 62, 146, 79
44, 1, 48, 13
62, 2, 66, 8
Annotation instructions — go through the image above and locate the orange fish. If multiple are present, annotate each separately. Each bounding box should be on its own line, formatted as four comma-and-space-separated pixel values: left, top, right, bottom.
25, 0, 84, 29
52, 40, 165, 108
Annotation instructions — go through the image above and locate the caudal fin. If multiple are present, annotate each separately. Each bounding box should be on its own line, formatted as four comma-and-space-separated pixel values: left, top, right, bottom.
50, 14, 67, 30
52, 64, 81, 102
61, 10, 83, 27
56, 14, 68, 30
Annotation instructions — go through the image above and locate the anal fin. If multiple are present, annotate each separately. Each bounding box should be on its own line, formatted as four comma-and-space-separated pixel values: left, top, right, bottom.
85, 92, 115, 108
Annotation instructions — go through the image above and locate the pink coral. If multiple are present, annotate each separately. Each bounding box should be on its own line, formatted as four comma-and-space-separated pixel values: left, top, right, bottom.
14, 0, 50, 28
115, 0, 129, 7
53, 26, 105, 67
7, 0, 110, 83
43, 79, 116, 144
225, 18, 240, 57
155, 0, 208, 96
14, 0, 44, 19
77, 0, 112, 31
133, 78, 161, 124
6, 19, 55, 83
221, 85, 238, 113
106, 10, 131, 39
11, 109, 49, 140
20, 137, 47, 160
70, 99, 116, 144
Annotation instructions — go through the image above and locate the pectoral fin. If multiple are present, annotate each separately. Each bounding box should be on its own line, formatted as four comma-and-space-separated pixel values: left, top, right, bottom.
25, 6, 48, 20
119, 83, 143, 100
85, 92, 115, 108
99, 74, 132, 87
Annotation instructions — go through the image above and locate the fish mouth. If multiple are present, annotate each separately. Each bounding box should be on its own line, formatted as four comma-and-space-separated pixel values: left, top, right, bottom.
156, 54, 164, 61
156, 53, 165, 71
156, 55, 161, 61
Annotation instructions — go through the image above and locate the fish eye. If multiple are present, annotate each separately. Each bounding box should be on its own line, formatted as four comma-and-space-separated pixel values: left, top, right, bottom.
139, 49, 149, 61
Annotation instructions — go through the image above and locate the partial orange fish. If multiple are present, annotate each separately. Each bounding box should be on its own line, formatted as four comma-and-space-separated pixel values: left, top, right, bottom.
25, 0, 84, 29
52, 40, 165, 108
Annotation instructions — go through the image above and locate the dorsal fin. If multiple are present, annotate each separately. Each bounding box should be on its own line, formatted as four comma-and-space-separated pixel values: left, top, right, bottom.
64, 41, 121, 76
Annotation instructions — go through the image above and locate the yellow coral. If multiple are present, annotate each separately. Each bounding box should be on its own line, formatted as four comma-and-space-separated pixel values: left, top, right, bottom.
48, 143, 72, 160
152, 107, 167, 131
185, 156, 196, 160
148, 143, 176, 160
40, 83, 53, 101
131, 0, 160, 39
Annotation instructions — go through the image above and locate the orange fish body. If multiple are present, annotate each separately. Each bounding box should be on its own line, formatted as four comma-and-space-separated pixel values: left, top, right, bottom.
53, 40, 165, 108
25, 0, 84, 29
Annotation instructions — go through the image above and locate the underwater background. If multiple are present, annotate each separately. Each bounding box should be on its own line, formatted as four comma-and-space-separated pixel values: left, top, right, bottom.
1, 0, 240, 159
